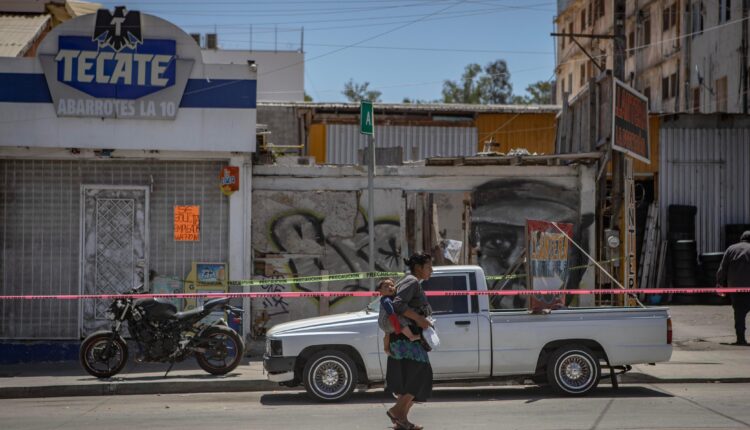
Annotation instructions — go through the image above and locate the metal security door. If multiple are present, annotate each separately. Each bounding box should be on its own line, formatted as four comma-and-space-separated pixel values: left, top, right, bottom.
80, 186, 149, 337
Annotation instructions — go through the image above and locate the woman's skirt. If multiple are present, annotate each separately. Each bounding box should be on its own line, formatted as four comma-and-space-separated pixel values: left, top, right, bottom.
385, 332, 432, 402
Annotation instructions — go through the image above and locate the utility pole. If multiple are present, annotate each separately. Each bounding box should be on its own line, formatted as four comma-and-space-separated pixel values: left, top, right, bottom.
610, 0, 627, 227
611, 0, 629, 304
742, 0, 749, 114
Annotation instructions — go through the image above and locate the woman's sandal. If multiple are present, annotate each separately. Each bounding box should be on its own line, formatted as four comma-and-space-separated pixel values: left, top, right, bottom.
386, 410, 411, 430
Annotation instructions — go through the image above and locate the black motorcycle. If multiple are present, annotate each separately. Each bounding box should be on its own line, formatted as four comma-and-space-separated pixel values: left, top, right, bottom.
80, 287, 245, 378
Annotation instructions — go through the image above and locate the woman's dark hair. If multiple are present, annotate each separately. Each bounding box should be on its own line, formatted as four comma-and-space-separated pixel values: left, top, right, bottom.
403, 252, 432, 272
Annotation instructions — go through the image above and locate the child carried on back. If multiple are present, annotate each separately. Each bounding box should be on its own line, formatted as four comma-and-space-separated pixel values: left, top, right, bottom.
378, 278, 420, 353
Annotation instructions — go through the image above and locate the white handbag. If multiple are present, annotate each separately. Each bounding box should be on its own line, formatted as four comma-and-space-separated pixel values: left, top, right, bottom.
423, 325, 440, 350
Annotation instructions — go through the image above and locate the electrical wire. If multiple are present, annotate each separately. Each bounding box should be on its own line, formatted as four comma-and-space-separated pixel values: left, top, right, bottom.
258, 0, 470, 78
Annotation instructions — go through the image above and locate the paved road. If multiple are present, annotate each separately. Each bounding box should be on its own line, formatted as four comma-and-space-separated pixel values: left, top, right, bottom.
3, 383, 750, 430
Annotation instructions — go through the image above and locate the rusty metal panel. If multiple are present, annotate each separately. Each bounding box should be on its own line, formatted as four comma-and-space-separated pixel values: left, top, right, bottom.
308, 123, 326, 164
632, 116, 660, 175
659, 128, 750, 254
326, 124, 477, 165
476, 113, 557, 155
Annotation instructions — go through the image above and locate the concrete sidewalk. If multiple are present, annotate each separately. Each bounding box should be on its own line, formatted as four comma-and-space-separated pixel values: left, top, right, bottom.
0, 358, 283, 399
1, 305, 748, 399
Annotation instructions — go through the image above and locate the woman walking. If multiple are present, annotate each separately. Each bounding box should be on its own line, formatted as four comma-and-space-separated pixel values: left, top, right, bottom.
385, 252, 434, 430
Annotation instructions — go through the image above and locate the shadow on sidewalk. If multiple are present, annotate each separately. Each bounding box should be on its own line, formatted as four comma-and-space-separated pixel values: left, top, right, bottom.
259, 385, 672, 406
622, 372, 750, 384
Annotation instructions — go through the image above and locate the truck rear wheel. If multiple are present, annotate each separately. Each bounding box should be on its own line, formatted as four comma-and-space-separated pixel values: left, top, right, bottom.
546, 345, 600, 395
303, 350, 357, 402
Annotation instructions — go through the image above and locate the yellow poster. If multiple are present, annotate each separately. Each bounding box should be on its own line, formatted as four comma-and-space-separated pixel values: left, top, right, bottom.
174, 205, 200, 241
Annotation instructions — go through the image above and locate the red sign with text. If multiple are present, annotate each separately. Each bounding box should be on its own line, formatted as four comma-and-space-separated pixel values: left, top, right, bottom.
612, 78, 650, 163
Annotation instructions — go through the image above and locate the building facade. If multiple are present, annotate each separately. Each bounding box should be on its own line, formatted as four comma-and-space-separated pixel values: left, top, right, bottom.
0, 8, 256, 347
250, 161, 598, 335
555, 0, 750, 114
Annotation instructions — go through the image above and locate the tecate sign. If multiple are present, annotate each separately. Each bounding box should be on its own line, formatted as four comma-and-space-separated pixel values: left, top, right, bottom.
39, 7, 193, 120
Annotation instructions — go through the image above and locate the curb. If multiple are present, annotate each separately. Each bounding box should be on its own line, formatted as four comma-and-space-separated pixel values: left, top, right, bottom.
4, 375, 750, 400
620, 375, 750, 385
0, 379, 285, 399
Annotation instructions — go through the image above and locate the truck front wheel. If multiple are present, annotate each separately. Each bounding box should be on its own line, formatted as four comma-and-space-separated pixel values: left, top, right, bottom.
303, 350, 357, 402
546, 345, 601, 395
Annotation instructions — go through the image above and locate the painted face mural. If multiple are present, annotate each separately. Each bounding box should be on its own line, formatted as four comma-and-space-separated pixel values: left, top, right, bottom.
471, 179, 594, 309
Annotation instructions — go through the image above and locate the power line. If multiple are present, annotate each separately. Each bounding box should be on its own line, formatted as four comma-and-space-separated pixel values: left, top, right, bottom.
143, 4, 554, 23
258, 1, 471, 77
218, 38, 553, 55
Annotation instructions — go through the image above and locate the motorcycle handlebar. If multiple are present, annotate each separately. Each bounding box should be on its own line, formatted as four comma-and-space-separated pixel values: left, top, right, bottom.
226, 305, 244, 315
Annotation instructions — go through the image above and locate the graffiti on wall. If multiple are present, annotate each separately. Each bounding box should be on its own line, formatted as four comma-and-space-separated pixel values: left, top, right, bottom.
267, 207, 401, 304
471, 179, 594, 309
252, 190, 402, 330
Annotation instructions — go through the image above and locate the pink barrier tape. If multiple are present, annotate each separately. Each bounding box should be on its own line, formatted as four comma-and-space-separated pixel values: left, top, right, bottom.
1, 288, 750, 300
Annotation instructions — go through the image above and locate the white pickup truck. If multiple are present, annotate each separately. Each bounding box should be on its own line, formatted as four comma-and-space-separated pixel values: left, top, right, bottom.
263, 265, 672, 402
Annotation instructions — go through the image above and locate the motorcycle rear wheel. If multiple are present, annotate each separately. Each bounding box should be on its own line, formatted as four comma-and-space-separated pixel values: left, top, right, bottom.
80, 332, 128, 378
195, 326, 245, 375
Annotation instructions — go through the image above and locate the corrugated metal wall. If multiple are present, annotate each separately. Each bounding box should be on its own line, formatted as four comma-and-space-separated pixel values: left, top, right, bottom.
475, 113, 557, 155
0, 160, 229, 339
325, 124, 477, 164
659, 128, 750, 254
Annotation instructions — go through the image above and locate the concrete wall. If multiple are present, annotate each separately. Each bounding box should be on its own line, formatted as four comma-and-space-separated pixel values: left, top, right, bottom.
256, 105, 301, 148
250, 164, 597, 333
201, 50, 304, 102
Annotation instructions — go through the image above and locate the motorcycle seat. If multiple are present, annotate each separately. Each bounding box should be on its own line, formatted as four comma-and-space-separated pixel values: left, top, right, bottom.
174, 297, 230, 320
174, 307, 205, 320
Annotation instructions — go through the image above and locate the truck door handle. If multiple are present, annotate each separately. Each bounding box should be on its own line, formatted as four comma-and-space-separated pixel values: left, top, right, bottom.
455, 321, 471, 326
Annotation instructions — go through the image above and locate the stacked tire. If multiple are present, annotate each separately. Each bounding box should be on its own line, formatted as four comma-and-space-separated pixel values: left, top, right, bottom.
671, 240, 700, 304
668, 205, 699, 304
668, 205, 696, 242
699, 252, 729, 305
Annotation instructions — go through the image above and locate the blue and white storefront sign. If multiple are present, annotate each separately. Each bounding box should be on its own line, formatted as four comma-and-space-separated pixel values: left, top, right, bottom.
38, 7, 191, 120
0, 7, 257, 152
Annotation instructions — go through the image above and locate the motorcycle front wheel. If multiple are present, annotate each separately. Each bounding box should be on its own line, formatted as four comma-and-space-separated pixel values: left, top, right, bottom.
80, 332, 129, 378
195, 326, 244, 375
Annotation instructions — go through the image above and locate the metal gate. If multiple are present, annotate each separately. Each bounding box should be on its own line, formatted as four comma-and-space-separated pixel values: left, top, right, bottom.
80, 186, 149, 337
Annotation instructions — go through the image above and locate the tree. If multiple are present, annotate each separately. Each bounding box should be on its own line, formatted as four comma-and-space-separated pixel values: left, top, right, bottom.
304, 92, 313, 102
479, 59, 513, 104
442, 63, 484, 104
511, 80, 554, 105
525, 80, 554, 104
402, 97, 437, 104
442, 60, 513, 104
342, 79, 382, 102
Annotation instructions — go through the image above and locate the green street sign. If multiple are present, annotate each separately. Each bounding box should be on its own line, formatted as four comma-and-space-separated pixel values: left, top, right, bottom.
360, 100, 374, 135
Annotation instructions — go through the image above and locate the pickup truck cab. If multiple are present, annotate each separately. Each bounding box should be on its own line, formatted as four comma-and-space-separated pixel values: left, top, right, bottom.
263, 265, 672, 402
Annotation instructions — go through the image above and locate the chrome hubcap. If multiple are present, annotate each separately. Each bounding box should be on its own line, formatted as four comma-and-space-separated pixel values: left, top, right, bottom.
312, 359, 349, 397
565, 362, 583, 380
558, 353, 593, 389
321, 368, 339, 386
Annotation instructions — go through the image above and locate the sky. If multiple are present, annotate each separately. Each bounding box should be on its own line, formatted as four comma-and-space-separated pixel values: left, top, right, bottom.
97, 0, 558, 103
